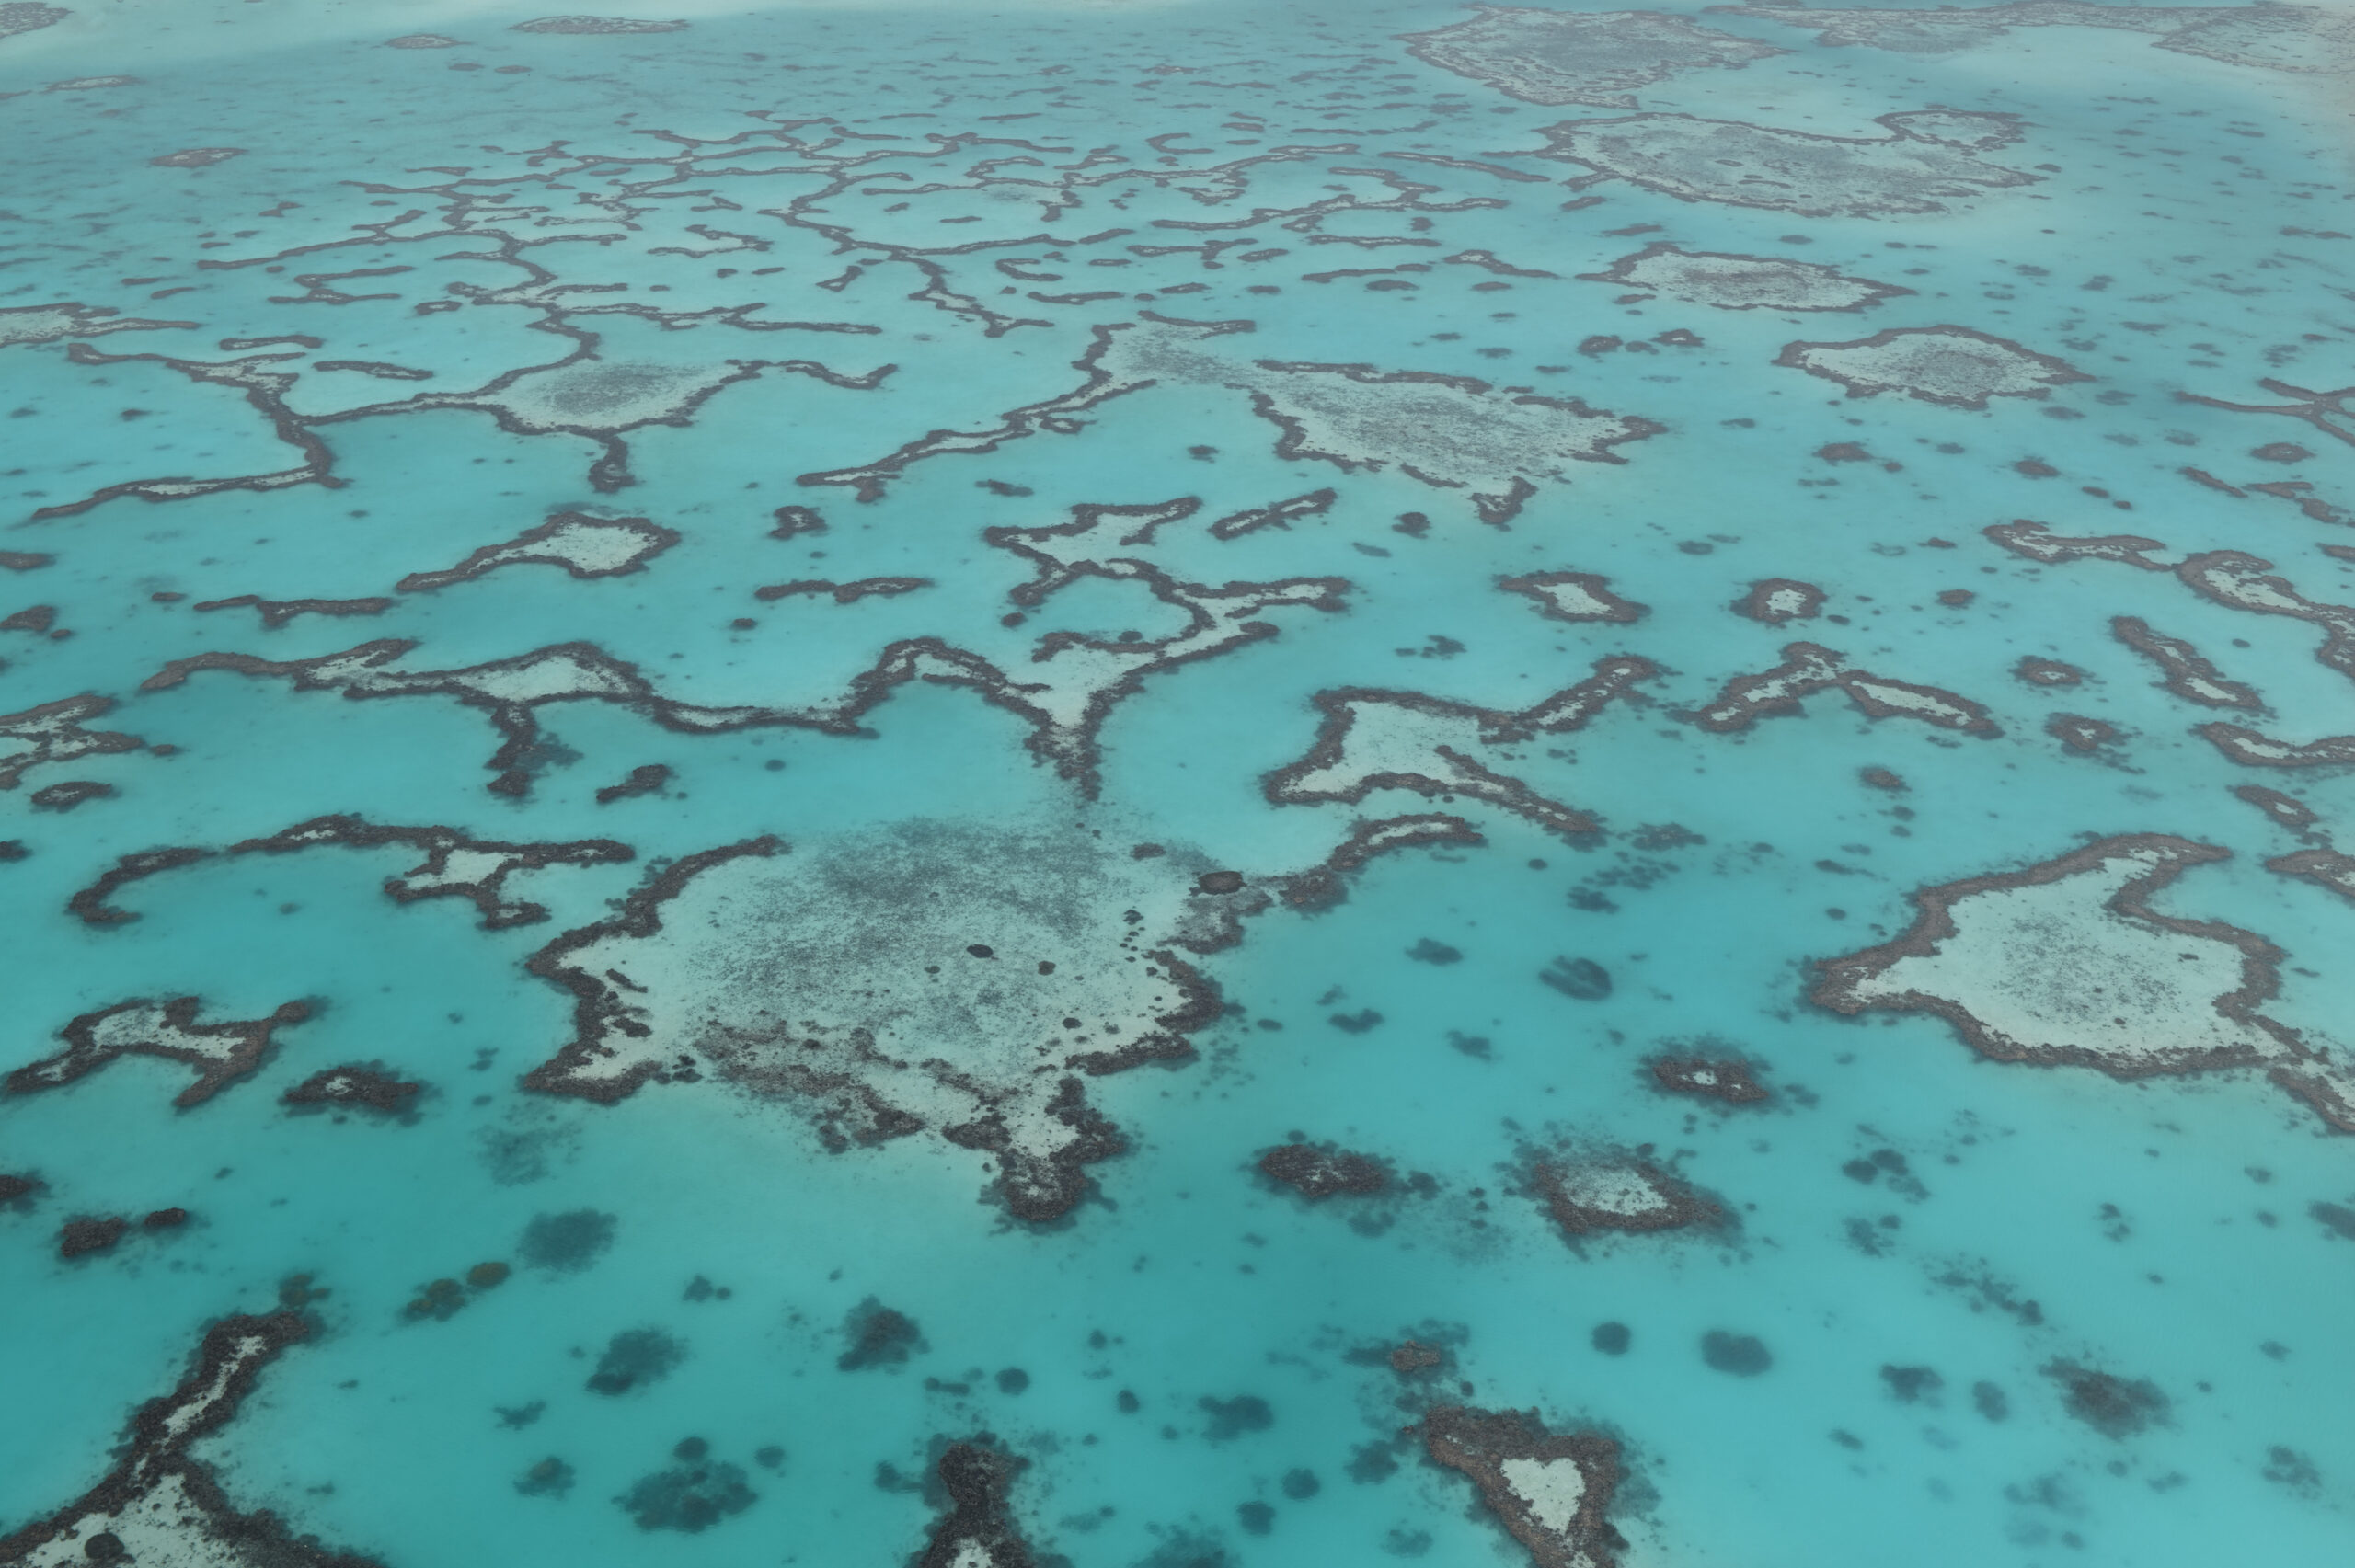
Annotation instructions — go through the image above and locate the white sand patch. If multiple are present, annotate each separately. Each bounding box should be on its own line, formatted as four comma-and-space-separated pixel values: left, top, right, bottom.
1499, 1456, 1589, 1537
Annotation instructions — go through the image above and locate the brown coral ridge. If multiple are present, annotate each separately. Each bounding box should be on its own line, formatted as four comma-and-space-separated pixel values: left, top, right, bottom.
522, 836, 790, 1108
2012, 657, 2083, 687
1811, 834, 2354, 1129
2267, 845, 2355, 906
1258, 1141, 1394, 1198
1688, 642, 1999, 737
1269, 812, 1485, 914
1648, 1053, 1769, 1104
0, 694, 144, 789
0, 1310, 385, 1568
1261, 658, 1660, 841
140, 551, 1337, 795
2111, 617, 2261, 709
68, 815, 634, 930
1241, 358, 1662, 526
512, 15, 688, 32
511, 827, 1246, 1223
1996, 528, 2355, 689
2046, 714, 2123, 754
1985, 527, 2355, 764
396, 511, 681, 592
9, 998, 313, 1108
1535, 109, 2036, 217
1399, 7, 1786, 109
595, 763, 671, 803
2235, 784, 2317, 834
913, 1441, 1038, 1568
37, 327, 886, 514
796, 324, 1190, 503
2180, 377, 2355, 448
1982, 520, 2170, 571
1526, 1151, 1722, 1242
1716, 1, 2352, 75
1774, 326, 2088, 409
190, 594, 395, 629
281, 1064, 426, 1115
1730, 578, 1824, 624
1578, 241, 1913, 312
2196, 724, 2355, 770
751, 576, 930, 604
1499, 571, 1648, 625
1211, 486, 1337, 540
1421, 1405, 1626, 1568
800, 319, 1657, 520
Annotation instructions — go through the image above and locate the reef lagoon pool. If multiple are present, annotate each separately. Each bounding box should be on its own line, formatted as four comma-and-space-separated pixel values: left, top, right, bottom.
3, 3, 2354, 1565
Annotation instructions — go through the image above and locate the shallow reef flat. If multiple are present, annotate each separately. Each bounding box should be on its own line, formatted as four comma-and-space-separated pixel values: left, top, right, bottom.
3, 2, 2354, 1566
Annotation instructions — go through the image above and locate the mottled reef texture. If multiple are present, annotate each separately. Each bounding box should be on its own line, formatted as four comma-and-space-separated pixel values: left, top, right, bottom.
1538, 110, 2034, 216
1422, 1404, 1626, 1568
1815, 835, 2355, 1129
0, 1311, 385, 1568
9, 998, 313, 1108
912, 1442, 1037, 1568
1775, 326, 2089, 408
1400, 6, 1785, 109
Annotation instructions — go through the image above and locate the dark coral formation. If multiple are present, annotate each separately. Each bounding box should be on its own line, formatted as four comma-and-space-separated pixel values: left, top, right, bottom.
1580, 242, 1910, 312
1, 697, 143, 791
2045, 713, 2122, 754
68, 815, 633, 930
29, 780, 113, 811
1647, 1053, 1769, 1104
9, 997, 312, 1107
2012, 657, 2083, 687
594, 763, 672, 803
839, 1299, 925, 1371
1540, 957, 1613, 1001
1527, 1151, 1720, 1241
0, 1310, 385, 1566
1813, 834, 2353, 1129
1258, 1141, 1393, 1198
190, 594, 393, 629
1499, 570, 1647, 624
1775, 326, 2088, 409
1690, 642, 1998, 736
59, 1215, 129, 1258
752, 576, 930, 604
1263, 659, 1658, 840
913, 1442, 1038, 1568
1421, 1404, 1625, 1568
519, 1208, 617, 1272
396, 511, 680, 592
2111, 616, 2262, 709
1701, 1331, 1773, 1376
2045, 1362, 2169, 1438
617, 1443, 756, 1531
1538, 110, 2036, 216
281, 1064, 425, 1114
512, 16, 688, 33
1401, 7, 1785, 109
588, 1327, 687, 1394
1730, 578, 1825, 625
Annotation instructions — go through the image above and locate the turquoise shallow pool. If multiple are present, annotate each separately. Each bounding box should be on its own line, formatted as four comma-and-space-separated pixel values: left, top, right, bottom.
4, 3, 2354, 1564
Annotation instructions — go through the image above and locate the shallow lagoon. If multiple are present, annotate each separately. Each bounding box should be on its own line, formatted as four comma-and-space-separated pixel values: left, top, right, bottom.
3, 3, 2354, 1564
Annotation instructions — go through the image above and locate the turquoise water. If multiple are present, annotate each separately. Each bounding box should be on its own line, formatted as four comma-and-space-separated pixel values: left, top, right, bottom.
4, 2, 2354, 1564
